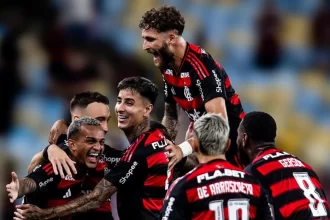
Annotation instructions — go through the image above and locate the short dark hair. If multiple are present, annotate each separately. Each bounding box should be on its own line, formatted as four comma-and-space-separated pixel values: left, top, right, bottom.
240, 111, 277, 142
67, 117, 101, 139
139, 5, 185, 35
70, 91, 109, 112
117, 77, 158, 105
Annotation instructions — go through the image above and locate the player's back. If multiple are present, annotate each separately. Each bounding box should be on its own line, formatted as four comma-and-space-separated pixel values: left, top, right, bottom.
246, 148, 330, 220
161, 159, 271, 220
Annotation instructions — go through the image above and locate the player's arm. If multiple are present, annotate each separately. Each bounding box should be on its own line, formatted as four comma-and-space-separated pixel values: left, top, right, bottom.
160, 178, 187, 220
205, 97, 228, 121
27, 143, 77, 178
162, 102, 180, 141
257, 187, 274, 220
6, 172, 37, 203
15, 178, 117, 220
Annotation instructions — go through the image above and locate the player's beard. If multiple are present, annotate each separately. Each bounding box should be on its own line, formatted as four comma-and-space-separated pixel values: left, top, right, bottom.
237, 142, 251, 166
157, 42, 174, 70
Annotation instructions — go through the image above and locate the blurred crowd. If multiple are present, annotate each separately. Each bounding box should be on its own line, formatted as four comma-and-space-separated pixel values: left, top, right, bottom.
0, 0, 329, 218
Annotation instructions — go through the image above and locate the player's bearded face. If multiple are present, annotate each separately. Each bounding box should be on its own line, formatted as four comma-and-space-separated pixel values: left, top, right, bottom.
149, 42, 174, 69
236, 128, 252, 164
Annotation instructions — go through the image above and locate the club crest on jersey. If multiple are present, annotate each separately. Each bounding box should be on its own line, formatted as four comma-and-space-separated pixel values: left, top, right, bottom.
180, 72, 189, 78
184, 86, 193, 101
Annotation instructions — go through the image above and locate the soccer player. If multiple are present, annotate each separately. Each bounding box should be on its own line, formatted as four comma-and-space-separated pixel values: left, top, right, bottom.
27, 91, 123, 220
237, 111, 330, 219
139, 5, 247, 168
160, 113, 272, 220
7, 117, 105, 220
15, 77, 172, 220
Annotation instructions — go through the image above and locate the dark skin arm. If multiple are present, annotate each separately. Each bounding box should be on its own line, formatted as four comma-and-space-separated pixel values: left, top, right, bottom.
162, 103, 180, 141
15, 179, 117, 220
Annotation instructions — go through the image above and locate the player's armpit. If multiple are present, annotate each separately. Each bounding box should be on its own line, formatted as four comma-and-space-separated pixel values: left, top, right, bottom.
205, 97, 228, 121
27, 151, 44, 174
162, 102, 180, 141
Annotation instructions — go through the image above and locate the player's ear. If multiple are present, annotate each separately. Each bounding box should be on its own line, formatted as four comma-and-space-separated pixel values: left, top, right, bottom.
242, 133, 248, 147
67, 139, 76, 152
72, 115, 79, 121
144, 104, 153, 117
225, 139, 231, 152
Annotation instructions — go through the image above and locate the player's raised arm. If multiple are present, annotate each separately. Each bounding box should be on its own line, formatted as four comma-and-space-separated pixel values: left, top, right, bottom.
6, 172, 37, 203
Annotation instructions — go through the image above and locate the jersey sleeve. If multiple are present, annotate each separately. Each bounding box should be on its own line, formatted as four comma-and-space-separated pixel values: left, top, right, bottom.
160, 177, 187, 220
104, 146, 147, 190
196, 54, 227, 103
256, 186, 274, 220
162, 74, 176, 104
26, 161, 60, 194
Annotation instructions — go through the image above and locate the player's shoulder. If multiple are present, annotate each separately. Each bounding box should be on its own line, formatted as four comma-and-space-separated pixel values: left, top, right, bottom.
143, 128, 167, 148
104, 143, 124, 155
188, 43, 214, 61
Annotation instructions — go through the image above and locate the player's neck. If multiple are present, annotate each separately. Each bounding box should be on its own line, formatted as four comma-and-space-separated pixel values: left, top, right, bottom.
173, 38, 187, 72
124, 118, 150, 143
197, 154, 226, 164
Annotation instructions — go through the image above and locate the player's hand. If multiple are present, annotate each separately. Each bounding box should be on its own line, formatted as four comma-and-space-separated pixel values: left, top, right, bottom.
165, 139, 183, 170
48, 119, 68, 144
15, 204, 48, 220
48, 144, 77, 178
6, 172, 19, 203
185, 122, 194, 140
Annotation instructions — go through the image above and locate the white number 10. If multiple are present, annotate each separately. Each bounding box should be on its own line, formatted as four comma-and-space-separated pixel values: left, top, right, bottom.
293, 172, 327, 217
209, 199, 250, 220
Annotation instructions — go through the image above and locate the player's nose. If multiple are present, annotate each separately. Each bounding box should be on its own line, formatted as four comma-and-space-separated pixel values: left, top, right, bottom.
143, 40, 150, 50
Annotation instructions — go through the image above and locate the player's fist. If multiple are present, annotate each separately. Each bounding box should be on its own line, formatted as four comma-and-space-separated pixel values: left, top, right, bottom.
6, 171, 19, 203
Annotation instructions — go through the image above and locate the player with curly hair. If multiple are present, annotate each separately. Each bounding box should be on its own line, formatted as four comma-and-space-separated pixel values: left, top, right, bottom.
139, 5, 248, 169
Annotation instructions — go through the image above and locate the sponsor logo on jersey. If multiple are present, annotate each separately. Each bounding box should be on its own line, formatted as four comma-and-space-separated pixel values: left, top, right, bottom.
99, 154, 121, 164
39, 177, 54, 188
196, 79, 204, 101
151, 138, 167, 149
119, 161, 138, 184
197, 169, 245, 183
162, 197, 176, 220
165, 69, 173, 75
180, 72, 189, 78
171, 87, 176, 95
63, 188, 72, 198
212, 70, 222, 93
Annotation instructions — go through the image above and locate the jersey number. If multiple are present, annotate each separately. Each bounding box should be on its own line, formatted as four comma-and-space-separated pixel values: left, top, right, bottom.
293, 172, 327, 217
209, 199, 250, 220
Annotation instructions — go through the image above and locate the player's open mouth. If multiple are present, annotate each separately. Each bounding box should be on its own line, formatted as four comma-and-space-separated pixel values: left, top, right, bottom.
87, 152, 100, 163
118, 115, 128, 123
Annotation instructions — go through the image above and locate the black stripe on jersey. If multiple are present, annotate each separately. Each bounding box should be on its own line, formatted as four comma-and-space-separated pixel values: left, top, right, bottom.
143, 186, 167, 199
147, 164, 168, 175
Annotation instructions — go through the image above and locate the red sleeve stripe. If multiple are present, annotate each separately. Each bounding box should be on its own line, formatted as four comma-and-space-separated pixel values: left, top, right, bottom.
47, 170, 54, 176
188, 52, 209, 77
122, 134, 145, 162
186, 57, 205, 80
45, 166, 53, 173
270, 177, 323, 198
147, 151, 167, 168
144, 174, 167, 187
142, 198, 163, 212
279, 198, 311, 218
42, 163, 52, 171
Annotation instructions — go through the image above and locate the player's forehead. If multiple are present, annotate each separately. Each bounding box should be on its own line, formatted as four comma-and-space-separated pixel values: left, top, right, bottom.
80, 124, 105, 138
117, 89, 143, 102
84, 102, 110, 117
141, 28, 161, 38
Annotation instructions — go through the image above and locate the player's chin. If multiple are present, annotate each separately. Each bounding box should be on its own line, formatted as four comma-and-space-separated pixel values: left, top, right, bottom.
85, 160, 98, 169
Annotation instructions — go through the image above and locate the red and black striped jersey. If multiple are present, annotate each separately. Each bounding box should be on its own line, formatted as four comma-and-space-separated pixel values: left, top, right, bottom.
160, 159, 272, 220
42, 134, 123, 220
162, 43, 246, 168
24, 159, 86, 220
104, 128, 173, 220
245, 148, 330, 220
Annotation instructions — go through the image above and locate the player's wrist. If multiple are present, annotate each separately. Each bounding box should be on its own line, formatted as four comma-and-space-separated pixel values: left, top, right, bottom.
178, 141, 193, 157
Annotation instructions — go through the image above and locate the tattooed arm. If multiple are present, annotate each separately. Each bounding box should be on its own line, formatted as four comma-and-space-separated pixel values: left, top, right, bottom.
17, 178, 118, 220
162, 103, 180, 141
6, 172, 37, 203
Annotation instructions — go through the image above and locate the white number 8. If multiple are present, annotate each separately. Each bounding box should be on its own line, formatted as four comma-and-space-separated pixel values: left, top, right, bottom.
209, 199, 250, 220
293, 172, 327, 217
